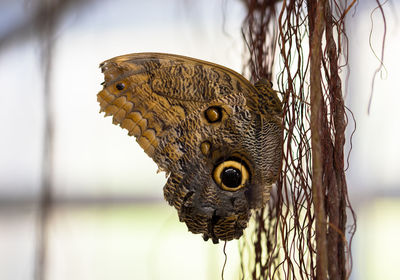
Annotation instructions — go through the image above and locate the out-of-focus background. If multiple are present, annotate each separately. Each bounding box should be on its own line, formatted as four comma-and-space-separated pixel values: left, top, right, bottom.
0, 0, 399, 279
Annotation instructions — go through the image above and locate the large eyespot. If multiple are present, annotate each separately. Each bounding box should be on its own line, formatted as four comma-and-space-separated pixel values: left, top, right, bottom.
213, 160, 250, 191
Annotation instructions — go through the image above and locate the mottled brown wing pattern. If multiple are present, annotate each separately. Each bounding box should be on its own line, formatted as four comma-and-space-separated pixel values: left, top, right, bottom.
97, 53, 282, 243
98, 53, 254, 168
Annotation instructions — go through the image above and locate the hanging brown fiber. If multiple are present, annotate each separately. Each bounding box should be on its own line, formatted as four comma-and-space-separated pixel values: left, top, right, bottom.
240, 0, 357, 279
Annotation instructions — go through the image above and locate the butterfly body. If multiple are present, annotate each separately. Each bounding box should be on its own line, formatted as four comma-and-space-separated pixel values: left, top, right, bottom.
98, 53, 282, 243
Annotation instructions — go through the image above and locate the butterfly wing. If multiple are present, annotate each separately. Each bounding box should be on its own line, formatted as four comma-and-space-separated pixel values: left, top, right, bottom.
97, 53, 282, 242
99, 53, 256, 165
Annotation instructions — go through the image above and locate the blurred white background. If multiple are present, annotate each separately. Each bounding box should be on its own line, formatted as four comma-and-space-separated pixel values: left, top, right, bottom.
0, 0, 399, 279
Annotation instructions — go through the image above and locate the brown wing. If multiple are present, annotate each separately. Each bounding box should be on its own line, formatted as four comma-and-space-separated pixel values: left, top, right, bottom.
97, 53, 259, 170
97, 53, 283, 242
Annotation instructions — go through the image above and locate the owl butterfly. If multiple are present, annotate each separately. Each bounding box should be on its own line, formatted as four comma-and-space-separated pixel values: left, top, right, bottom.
97, 53, 282, 243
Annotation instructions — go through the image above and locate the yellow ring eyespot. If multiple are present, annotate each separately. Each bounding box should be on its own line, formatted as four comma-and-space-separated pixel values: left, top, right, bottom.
213, 160, 250, 191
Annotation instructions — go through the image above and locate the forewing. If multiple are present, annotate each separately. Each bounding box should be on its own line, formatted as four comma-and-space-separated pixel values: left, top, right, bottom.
97, 52, 256, 171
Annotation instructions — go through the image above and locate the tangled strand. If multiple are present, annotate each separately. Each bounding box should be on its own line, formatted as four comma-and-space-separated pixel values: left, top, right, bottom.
240, 1, 357, 279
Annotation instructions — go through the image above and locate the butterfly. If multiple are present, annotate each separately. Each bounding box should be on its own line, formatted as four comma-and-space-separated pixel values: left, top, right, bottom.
97, 53, 282, 243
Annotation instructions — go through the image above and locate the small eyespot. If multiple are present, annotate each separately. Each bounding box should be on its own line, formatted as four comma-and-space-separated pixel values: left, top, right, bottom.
204, 106, 222, 123
116, 83, 125, 90
213, 160, 250, 191
200, 141, 211, 156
